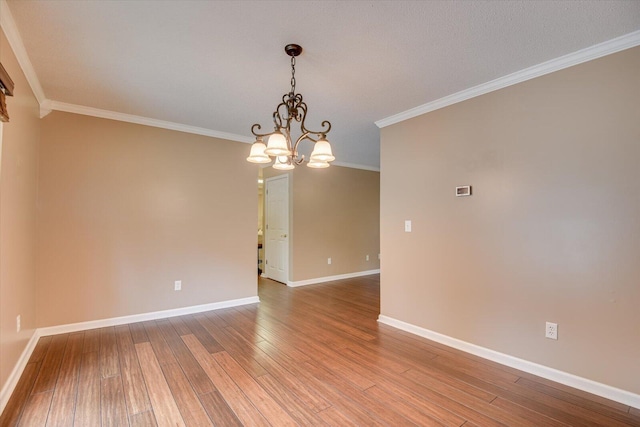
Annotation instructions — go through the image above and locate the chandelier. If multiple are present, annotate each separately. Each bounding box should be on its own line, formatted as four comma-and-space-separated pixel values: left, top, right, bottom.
246, 44, 335, 169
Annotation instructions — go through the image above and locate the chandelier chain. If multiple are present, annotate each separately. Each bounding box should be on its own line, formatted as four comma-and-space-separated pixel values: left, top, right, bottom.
290, 56, 296, 95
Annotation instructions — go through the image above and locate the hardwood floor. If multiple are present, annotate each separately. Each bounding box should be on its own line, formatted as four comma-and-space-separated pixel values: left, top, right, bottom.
2, 274, 639, 426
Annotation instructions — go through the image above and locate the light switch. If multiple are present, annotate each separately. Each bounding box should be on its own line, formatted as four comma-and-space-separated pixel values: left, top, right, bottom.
404, 220, 412, 232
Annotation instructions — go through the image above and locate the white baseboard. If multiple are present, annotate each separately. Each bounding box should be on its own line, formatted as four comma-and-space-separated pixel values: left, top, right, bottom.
287, 269, 380, 287
0, 295, 259, 414
0, 331, 40, 415
38, 296, 260, 337
378, 315, 640, 409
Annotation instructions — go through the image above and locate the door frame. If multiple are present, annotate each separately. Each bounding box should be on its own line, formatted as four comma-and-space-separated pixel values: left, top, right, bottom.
263, 174, 290, 284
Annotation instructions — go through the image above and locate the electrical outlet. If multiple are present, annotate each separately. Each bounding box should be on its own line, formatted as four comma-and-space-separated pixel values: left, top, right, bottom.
16, 315, 21, 333
327, 257, 332, 265
404, 220, 412, 232
366, 255, 369, 261
174, 280, 182, 291
545, 322, 558, 340
378, 253, 381, 260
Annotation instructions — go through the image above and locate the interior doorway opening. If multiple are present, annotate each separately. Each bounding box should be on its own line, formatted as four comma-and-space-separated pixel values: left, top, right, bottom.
257, 168, 264, 276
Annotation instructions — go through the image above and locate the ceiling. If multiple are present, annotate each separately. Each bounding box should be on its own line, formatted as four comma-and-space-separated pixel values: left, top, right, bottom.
5, 1, 640, 170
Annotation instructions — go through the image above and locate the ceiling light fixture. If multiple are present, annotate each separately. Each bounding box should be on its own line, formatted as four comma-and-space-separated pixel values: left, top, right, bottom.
247, 44, 334, 169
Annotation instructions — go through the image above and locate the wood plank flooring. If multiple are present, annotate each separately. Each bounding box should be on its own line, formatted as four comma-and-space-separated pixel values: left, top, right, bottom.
2, 274, 639, 426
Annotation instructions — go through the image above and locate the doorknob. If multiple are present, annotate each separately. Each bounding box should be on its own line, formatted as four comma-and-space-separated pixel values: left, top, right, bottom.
281, 234, 287, 238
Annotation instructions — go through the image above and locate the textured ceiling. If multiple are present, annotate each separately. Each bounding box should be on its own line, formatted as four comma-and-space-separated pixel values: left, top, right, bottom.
6, 0, 640, 169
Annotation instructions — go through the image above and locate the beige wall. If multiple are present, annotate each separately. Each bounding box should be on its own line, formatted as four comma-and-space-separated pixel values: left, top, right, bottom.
380, 46, 640, 394
37, 112, 258, 327
0, 29, 40, 391
265, 165, 380, 282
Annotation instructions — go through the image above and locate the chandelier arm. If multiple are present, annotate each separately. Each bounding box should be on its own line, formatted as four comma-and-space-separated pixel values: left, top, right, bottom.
251, 123, 274, 138
291, 131, 322, 159
291, 131, 309, 155
277, 100, 296, 128
273, 106, 285, 129
251, 98, 289, 138
296, 100, 308, 126
295, 96, 331, 136
301, 119, 332, 137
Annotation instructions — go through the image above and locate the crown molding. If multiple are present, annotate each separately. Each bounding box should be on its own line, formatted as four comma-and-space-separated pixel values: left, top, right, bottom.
39, 98, 52, 118
43, 100, 254, 143
332, 161, 380, 172
44, 100, 380, 169
0, 0, 46, 104
376, 30, 640, 128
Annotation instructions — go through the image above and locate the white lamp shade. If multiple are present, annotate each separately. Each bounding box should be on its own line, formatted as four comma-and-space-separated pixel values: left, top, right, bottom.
273, 156, 295, 170
246, 140, 271, 163
310, 138, 335, 162
264, 131, 291, 156
307, 159, 330, 168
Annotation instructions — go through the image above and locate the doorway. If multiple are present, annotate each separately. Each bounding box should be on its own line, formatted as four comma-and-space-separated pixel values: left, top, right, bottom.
263, 174, 289, 284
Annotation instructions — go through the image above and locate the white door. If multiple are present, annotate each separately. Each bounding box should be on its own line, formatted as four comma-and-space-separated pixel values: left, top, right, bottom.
264, 175, 289, 284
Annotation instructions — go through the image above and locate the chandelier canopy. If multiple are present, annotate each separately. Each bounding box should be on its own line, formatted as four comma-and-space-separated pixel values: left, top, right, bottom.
246, 44, 335, 169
